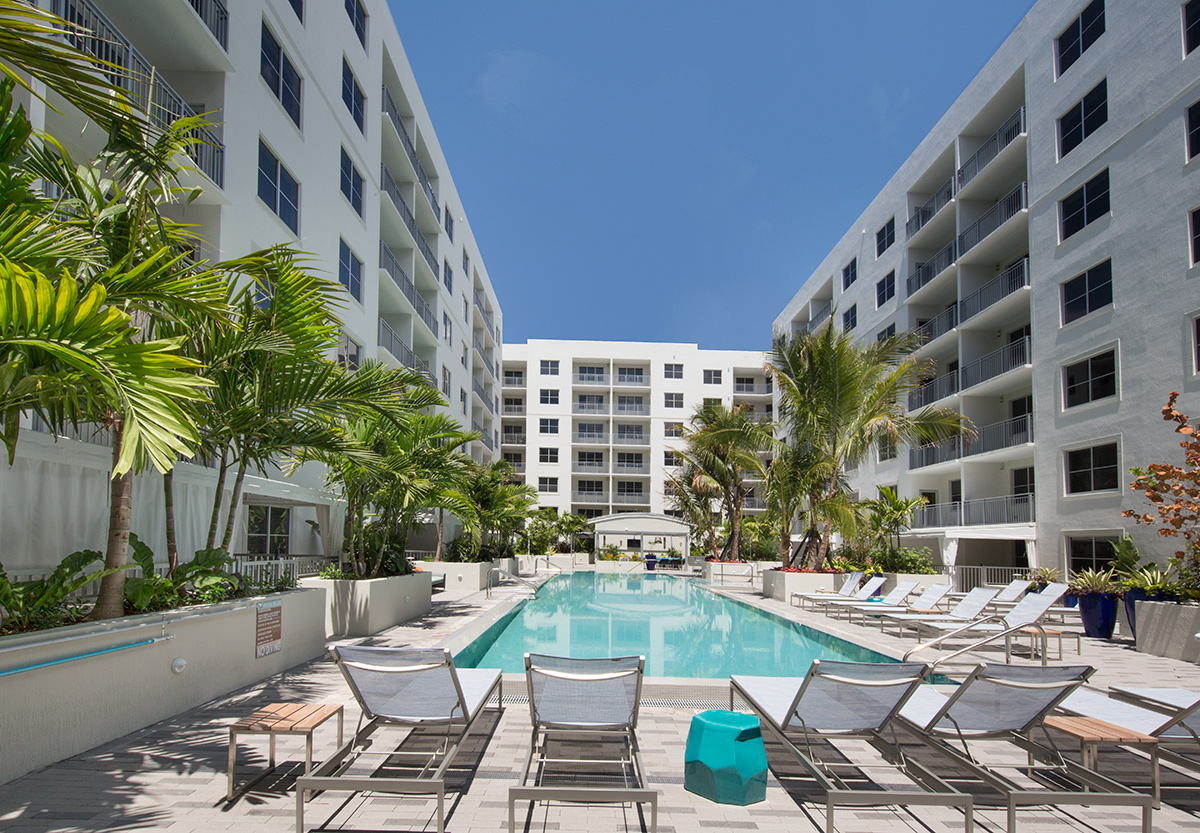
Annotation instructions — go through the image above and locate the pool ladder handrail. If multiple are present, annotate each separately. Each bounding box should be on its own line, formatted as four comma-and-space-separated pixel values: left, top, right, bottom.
486, 567, 539, 599
534, 556, 562, 574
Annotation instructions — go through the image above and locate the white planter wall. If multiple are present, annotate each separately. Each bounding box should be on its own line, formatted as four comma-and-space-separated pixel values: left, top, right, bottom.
762, 570, 850, 602
302, 573, 431, 637
418, 560, 495, 592
1134, 601, 1200, 663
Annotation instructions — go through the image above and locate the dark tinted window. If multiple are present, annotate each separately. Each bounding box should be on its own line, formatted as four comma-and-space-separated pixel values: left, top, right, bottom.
1057, 0, 1105, 74
1062, 259, 1113, 323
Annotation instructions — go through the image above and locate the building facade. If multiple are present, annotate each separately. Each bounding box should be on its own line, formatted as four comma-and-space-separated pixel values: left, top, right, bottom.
774, 0, 1200, 573
1, 0, 503, 569
502, 341, 771, 519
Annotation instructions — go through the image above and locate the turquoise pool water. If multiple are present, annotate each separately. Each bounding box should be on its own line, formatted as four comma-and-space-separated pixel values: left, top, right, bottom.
454, 572, 897, 678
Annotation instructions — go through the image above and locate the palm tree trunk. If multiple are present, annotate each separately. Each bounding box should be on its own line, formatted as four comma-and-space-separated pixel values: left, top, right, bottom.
220, 456, 249, 551
206, 444, 229, 550
88, 420, 130, 620
730, 492, 743, 561
163, 468, 178, 571
434, 509, 445, 561
341, 491, 357, 570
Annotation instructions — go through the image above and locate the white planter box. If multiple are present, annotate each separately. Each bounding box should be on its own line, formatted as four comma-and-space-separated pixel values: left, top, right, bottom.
302, 573, 432, 637
595, 560, 645, 573
0, 589, 326, 786
1134, 601, 1200, 662
419, 560, 494, 592
880, 572, 948, 595
703, 561, 757, 584
494, 557, 518, 577
762, 570, 849, 602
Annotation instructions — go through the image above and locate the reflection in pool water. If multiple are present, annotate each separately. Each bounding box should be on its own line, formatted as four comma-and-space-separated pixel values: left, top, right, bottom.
454, 572, 896, 678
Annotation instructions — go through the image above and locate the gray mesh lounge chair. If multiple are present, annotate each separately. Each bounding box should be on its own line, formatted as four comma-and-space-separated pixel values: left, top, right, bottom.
790, 570, 863, 608
510, 654, 657, 833
797, 575, 884, 612
296, 646, 502, 833
899, 664, 1152, 833
945, 578, 1031, 605
731, 660, 973, 833
877, 585, 999, 635
838, 581, 952, 624
823, 579, 918, 619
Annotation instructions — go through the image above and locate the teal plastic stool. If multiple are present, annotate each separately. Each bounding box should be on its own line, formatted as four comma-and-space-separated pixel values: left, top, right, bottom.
684, 710, 767, 805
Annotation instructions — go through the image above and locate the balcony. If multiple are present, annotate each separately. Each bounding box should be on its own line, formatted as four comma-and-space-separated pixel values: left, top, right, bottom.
958, 182, 1027, 257
472, 290, 495, 338
381, 165, 438, 277
572, 462, 608, 473
909, 370, 959, 410
912, 305, 958, 346
508, 462, 525, 474
911, 494, 1034, 528
472, 334, 494, 376
573, 372, 609, 385
905, 175, 955, 239
502, 404, 524, 415
959, 337, 1030, 390
807, 300, 832, 334
734, 382, 773, 395
186, 0, 228, 48
503, 374, 525, 388
957, 108, 1025, 191
480, 433, 495, 451
906, 240, 956, 297
613, 433, 649, 446
743, 413, 774, 424
572, 491, 609, 504
501, 433, 526, 445
613, 463, 648, 475
378, 318, 434, 384
573, 402, 609, 414
967, 414, 1033, 457
743, 496, 767, 510
573, 432, 608, 444
958, 258, 1029, 323
909, 438, 962, 470
379, 243, 437, 336
614, 374, 649, 387
51, 0, 224, 186
615, 403, 648, 415
381, 85, 438, 219
613, 492, 649, 505
472, 379, 495, 414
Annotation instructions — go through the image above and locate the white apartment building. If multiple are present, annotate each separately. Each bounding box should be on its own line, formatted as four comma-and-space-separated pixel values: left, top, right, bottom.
775, 0, 1200, 574
1, 0, 503, 569
502, 341, 771, 519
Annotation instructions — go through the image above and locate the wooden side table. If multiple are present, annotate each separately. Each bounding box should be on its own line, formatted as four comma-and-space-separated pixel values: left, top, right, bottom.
228, 702, 344, 800
1044, 714, 1160, 807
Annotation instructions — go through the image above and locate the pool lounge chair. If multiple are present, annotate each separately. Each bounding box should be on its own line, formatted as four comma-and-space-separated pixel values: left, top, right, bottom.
510, 653, 657, 833
838, 581, 952, 624
296, 646, 502, 833
877, 585, 1000, 636
946, 578, 1031, 606
790, 570, 863, 608
798, 575, 885, 612
823, 579, 918, 619
899, 664, 1152, 833
731, 659, 973, 832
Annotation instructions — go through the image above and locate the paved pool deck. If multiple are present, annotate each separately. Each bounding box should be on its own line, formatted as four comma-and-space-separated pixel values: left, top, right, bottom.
4, 573, 1200, 833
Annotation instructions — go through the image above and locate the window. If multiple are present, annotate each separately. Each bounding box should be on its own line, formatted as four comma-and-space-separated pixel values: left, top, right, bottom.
463, 295, 469, 320
617, 395, 643, 412
539, 418, 558, 434
664, 392, 683, 408
540, 389, 559, 405
664, 363, 683, 379
876, 271, 895, 307
578, 423, 604, 440
538, 477, 558, 493
1188, 0, 1200, 55
442, 313, 451, 343
664, 422, 683, 438
1189, 100, 1200, 160
1192, 207, 1200, 265
1061, 259, 1113, 324
463, 249, 470, 274
247, 506, 290, 556
703, 369, 722, 384
539, 447, 558, 464
339, 149, 363, 215
577, 365, 605, 382
664, 450, 680, 466
617, 367, 644, 383
540, 360, 559, 376
344, 0, 367, 45
578, 507, 604, 519
503, 452, 522, 466
260, 25, 301, 126
1064, 350, 1117, 408
842, 258, 857, 289
460, 389, 466, 413
577, 451, 603, 468
1066, 442, 1119, 493
441, 366, 451, 396
341, 60, 365, 131
1059, 79, 1107, 157
337, 239, 361, 301
1067, 535, 1117, 570
878, 437, 896, 461
1056, 0, 1104, 75
461, 346, 468, 368
617, 481, 643, 496
616, 425, 644, 441
443, 263, 453, 292
444, 207, 454, 240
287, 0, 302, 21
504, 370, 524, 386
577, 480, 603, 494
876, 218, 895, 257
704, 397, 720, 408
337, 332, 360, 370
876, 323, 896, 342
1013, 467, 1035, 496
257, 142, 299, 232
1194, 315, 1200, 373
842, 304, 857, 331
1060, 168, 1109, 240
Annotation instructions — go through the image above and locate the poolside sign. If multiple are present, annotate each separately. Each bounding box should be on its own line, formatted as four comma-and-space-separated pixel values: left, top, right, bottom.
255, 600, 282, 658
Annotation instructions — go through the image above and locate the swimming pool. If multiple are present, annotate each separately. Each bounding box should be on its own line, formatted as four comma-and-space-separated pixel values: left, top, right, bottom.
454, 572, 896, 678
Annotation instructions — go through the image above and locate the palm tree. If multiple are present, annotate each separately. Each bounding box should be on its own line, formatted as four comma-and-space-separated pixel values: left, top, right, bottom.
769, 325, 970, 570
864, 487, 927, 555
461, 461, 537, 558
665, 461, 722, 559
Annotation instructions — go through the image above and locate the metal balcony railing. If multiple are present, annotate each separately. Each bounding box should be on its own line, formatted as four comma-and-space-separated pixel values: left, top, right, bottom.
807, 300, 832, 334
913, 495, 1038, 528
378, 318, 434, 384
615, 403, 647, 415
909, 370, 960, 410
906, 240, 956, 297
572, 462, 607, 473
958, 182, 1027, 256
573, 372, 609, 385
187, 0, 228, 49
572, 491, 609, 503
573, 432, 608, 444
480, 433, 495, 451
501, 433, 525, 445
381, 85, 438, 218
614, 375, 649, 386
502, 404, 524, 415
959, 336, 1030, 390
29, 411, 111, 447
472, 290, 495, 337
905, 175, 956, 239
573, 402, 608, 414
958, 258, 1030, 322
613, 492, 649, 504
472, 379, 495, 414
967, 414, 1033, 456
613, 463, 648, 475
743, 413, 774, 424
734, 382, 773, 394
381, 165, 439, 277
743, 496, 767, 510
379, 243, 437, 335
958, 107, 1025, 190
503, 374, 524, 387
51, 0, 224, 186
913, 305, 958, 345
613, 433, 649, 445
909, 437, 962, 469
508, 463, 525, 474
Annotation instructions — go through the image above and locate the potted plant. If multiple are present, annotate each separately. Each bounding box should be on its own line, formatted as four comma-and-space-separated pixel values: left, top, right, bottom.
1069, 567, 1120, 639
1120, 565, 1178, 641
1024, 566, 1062, 593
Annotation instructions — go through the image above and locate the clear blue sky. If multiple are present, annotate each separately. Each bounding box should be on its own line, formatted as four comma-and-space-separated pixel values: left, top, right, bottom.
390, 2, 1037, 351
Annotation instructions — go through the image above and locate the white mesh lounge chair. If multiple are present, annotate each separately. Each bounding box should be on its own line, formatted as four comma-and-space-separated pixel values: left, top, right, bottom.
838, 582, 952, 625
945, 578, 1031, 605
823, 579, 918, 619
510, 654, 657, 833
901, 583, 1071, 666
798, 575, 884, 612
877, 586, 999, 636
790, 570, 862, 608
296, 646, 502, 833
899, 664, 1152, 833
731, 659, 972, 832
